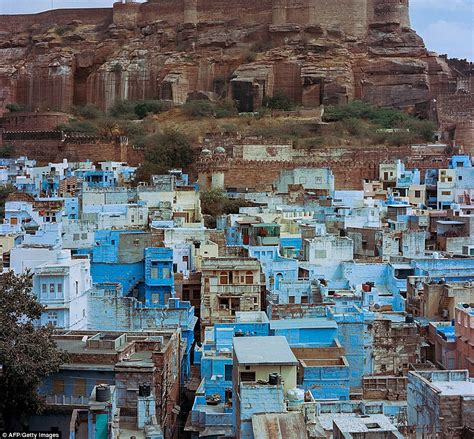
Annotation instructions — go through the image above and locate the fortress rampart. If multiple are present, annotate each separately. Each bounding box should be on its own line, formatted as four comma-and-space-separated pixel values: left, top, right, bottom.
0, 0, 410, 37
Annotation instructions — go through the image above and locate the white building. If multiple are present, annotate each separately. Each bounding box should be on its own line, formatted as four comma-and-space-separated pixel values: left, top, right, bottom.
305, 235, 354, 265
33, 250, 91, 330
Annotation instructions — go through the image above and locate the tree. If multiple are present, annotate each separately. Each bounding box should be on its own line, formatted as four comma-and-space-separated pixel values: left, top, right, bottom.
135, 128, 194, 183
0, 272, 67, 428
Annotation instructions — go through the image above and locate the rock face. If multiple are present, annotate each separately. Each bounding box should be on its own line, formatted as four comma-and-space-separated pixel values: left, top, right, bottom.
0, 0, 461, 116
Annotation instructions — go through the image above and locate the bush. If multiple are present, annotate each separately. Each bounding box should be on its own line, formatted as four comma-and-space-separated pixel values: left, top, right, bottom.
109, 100, 137, 119
182, 100, 215, 118
244, 51, 257, 63
6, 103, 23, 113
403, 118, 436, 142
0, 145, 13, 158
262, 91, 293, 111
323, 100, 408, 128
56, 120, 98, 134
134, 100, 167, 119
75, 104, 103, 120
214, 100, 238, 119
54, 25, 73, 36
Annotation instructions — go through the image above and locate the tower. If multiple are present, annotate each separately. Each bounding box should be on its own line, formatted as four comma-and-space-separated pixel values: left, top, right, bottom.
371, 0, 410, 28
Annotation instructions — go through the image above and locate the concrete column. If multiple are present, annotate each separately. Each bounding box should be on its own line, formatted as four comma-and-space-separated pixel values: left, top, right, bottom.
272, 0, 287, 26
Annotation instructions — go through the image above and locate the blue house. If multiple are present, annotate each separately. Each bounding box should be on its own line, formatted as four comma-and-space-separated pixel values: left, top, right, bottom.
144, 247, 174, 306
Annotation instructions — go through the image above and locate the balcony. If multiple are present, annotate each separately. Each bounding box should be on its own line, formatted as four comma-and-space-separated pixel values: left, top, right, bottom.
211, 284, 261, 295
46, 394, 89, 407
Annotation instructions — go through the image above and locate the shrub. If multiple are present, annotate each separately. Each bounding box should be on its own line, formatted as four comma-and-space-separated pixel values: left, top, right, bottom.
182, 100, 215, 118
111, 63, 123, 73
244, 51, 257, 63
262, 91, 293, 111
54, 25, 73, 36
134, 100, 167, 119
0, 145, 13, 158
6, 103, 23, 113
323, 100, 408, 128
214, 100, 238, 119
75, 104, 103, 120
56, 120, 98, 134
109, 100, 136, 119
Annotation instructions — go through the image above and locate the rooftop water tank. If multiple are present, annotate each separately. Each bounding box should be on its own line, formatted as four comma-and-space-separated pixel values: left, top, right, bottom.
96, 384, 111, 402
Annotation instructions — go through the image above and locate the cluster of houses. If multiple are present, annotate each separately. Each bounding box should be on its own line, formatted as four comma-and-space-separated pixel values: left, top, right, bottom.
1, 153, 473, 438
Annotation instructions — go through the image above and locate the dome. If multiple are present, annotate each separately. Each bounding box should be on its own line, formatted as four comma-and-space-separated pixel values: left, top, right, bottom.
201, 148, 212, 155
215, 146, 226, 154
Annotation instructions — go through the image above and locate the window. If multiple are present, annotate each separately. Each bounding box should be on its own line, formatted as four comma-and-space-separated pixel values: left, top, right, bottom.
289, 296, 295, 304
441, 191, 451, 196
52, 379, 64, 395
245, 271, 253, 285
220, 271, 229, 285
152, 293, 160, 304
81, 233, 87, 239
150, 267, 158, 279
49, 283, 55, 294
57, 283, 63, 294
73, 379, 86, 397
225, 365, 233, 381
459, 176, 463, 181
414, 190, 421, 198
75, 281, 79, 295
42, 284, 47, 295
301, 296, 308, 304
73, 233, 80, 241
240, 371, 256, 382
163, 267, 171, 279
47, 311, 58, 325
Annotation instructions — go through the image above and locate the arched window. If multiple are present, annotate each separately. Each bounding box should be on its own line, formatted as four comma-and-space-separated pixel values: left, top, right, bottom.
220, 271, 229, 285
245, 271, 253, 285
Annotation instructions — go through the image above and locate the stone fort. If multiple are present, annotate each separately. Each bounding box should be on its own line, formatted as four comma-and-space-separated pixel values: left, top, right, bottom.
0, 0, 411, 37
111, 0, 410, 35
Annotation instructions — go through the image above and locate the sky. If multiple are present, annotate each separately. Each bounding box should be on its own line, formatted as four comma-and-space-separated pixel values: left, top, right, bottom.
0, 0, 472, 60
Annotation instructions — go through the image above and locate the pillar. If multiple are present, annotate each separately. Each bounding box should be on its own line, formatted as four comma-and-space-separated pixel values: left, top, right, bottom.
272, 0, 287, 26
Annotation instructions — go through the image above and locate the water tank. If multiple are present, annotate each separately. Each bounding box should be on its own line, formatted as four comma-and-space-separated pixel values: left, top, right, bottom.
96, 384, 111, 402
139, 383, 151, 397
268, 373, 281, 385
405, 314, 414, 323
287, 388, 305, 411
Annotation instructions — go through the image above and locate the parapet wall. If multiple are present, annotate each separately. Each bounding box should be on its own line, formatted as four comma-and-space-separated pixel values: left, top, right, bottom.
0, 8, 113, 32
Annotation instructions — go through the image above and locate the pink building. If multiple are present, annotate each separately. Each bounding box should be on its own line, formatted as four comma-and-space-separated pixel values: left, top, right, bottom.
455, 304, 474, 377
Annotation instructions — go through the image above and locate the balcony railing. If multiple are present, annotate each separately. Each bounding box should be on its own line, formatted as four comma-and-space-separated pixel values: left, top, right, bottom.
46, 395, 89, 406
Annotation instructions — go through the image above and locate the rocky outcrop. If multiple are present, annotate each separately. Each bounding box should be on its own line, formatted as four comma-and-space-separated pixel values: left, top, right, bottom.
0, 0, 460, 117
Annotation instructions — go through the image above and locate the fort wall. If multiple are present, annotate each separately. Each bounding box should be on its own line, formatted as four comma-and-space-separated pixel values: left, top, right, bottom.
0, 8, 113, 32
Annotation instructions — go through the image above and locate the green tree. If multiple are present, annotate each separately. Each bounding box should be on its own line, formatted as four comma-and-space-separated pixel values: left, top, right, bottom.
135, 129, 194, 183
0, 272, 67, 428
0, 185, 16, 217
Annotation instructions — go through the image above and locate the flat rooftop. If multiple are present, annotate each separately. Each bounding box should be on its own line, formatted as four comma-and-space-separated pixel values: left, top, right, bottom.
333, 414, 399, 433
432, 380, 474, 396
270, 318, 337, 330
233, 336, 298, 366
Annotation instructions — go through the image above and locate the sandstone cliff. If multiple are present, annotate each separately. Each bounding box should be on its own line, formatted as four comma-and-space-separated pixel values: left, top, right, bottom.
0, 0, 459, 116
